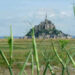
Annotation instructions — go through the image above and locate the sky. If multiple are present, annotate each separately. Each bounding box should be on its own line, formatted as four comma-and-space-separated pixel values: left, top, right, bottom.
0, 0, 75, 36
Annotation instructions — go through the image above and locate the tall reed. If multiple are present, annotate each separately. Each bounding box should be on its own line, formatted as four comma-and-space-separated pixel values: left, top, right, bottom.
31, 51, 34, 75
8, 25, 13, 66
0, 25, 13, 75
51, 39, 66, 75
19, 51, 32, 75
0, 50, 13, 75
32, 27, 40, 75
42, 51, 55, 75
59, 40, 75, 68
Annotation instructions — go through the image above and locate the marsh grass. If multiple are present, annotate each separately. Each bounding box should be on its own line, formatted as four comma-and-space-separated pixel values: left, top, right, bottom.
0, 25, 13, 75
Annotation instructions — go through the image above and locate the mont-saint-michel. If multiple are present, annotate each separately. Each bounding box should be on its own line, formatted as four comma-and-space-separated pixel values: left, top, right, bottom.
26, 16, 71, 39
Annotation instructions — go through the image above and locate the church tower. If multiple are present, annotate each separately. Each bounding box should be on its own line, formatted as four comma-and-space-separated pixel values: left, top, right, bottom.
45, 13, 49, 30
45, 12, 48, 22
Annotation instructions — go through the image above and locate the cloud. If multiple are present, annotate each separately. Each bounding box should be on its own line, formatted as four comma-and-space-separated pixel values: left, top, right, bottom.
60, 11, 72, 17
48, 13, 56, 18
28, 8, 57, 19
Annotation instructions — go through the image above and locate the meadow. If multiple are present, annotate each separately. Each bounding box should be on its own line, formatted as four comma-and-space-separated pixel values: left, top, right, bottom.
0, 39, 75, 66
0, 37, 75, 75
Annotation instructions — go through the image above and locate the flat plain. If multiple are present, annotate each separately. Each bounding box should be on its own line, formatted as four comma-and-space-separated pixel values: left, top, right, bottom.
0, 38, 75, 75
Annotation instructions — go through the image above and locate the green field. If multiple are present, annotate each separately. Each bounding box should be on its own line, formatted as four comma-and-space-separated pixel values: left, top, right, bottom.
0, 38, 75, 69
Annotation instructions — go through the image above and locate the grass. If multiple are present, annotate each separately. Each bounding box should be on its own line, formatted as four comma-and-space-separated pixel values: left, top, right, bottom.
0, 33, 75, 75
0, 39, 75, 67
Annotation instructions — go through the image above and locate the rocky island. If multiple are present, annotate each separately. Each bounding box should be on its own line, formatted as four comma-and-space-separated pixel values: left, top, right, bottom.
26, 16, 71, 39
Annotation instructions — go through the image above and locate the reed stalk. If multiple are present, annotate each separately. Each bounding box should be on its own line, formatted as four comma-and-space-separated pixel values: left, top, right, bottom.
19, 51, 32, 75
8, 25, 13, 66
31, 53, 34, 75
0, 50, 13, 75
32, 27, 40, 75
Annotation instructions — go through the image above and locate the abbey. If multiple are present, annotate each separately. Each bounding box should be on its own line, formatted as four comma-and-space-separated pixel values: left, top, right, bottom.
26, 15, 71, 39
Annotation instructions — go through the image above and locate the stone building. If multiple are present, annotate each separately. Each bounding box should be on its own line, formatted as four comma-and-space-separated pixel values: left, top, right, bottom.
26, 15, 72, 39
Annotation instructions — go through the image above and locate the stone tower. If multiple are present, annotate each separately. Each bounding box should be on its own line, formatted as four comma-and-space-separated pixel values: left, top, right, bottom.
45, 13, 49, 30
44, 13, 55, 30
